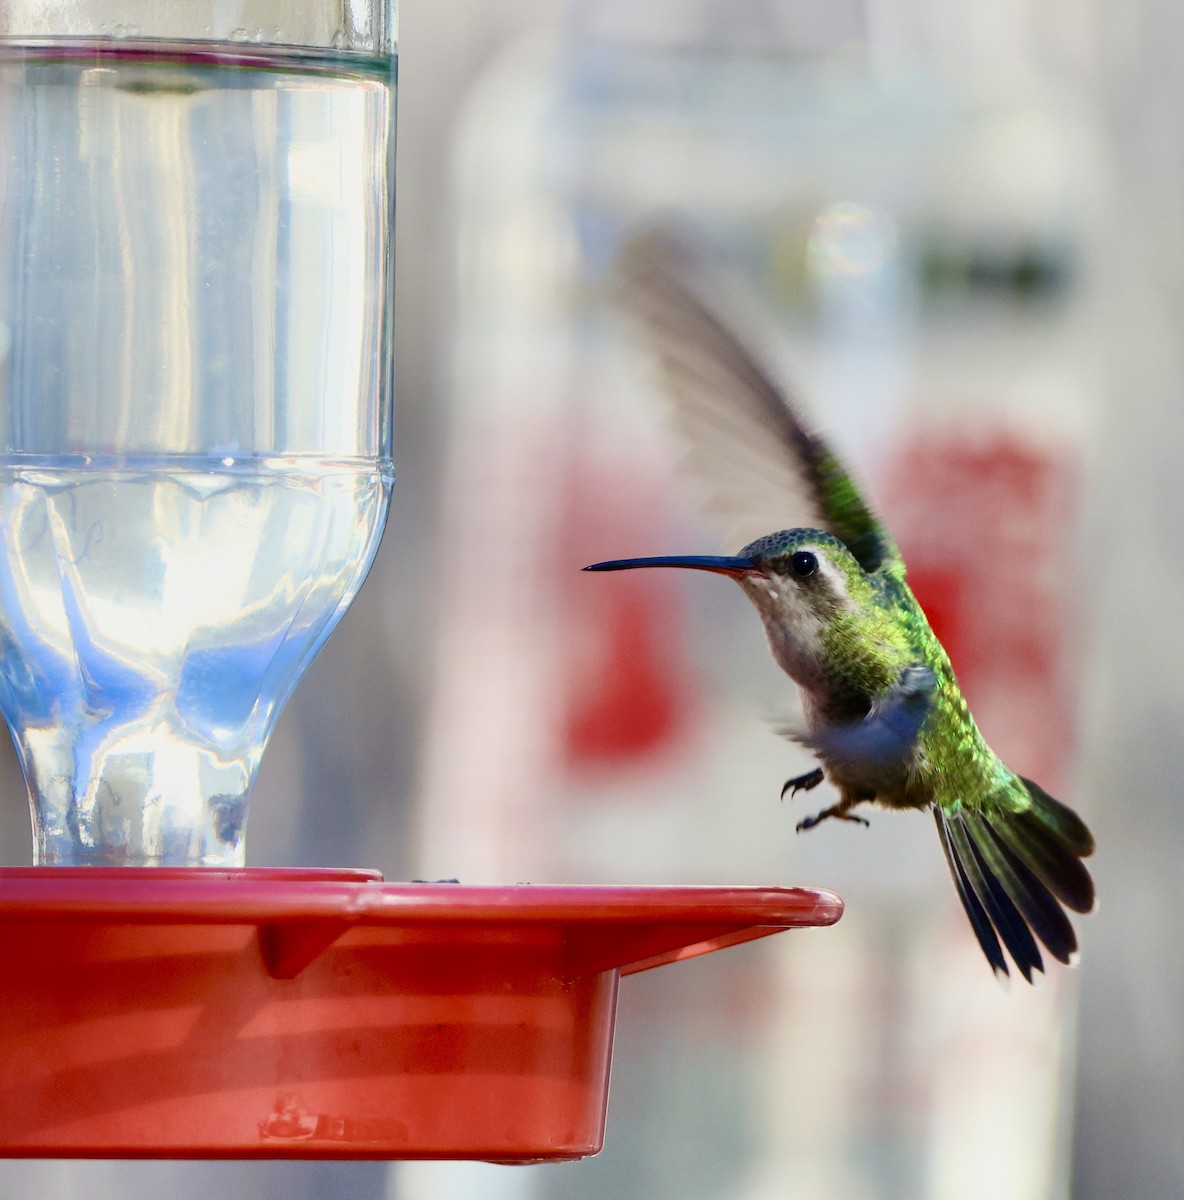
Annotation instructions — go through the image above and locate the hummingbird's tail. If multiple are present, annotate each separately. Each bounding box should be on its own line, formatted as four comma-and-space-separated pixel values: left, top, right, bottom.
934, 779, 1096, 983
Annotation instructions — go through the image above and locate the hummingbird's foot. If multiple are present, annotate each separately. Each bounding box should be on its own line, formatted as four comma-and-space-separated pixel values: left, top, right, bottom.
796, 805, 871, 833
781, 768, 825, 801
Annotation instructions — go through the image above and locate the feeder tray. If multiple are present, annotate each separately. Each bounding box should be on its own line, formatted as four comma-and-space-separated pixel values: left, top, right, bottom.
0, 868, 842, 1161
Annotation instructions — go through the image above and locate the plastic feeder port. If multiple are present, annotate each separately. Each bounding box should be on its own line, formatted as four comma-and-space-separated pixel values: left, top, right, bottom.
0, 869, 842, 1161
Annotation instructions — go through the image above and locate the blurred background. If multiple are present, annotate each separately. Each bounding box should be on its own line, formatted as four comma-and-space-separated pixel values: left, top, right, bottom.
0, 0, 1180, 1196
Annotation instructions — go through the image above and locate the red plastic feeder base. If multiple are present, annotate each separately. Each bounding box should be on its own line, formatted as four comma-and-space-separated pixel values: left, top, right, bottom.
0, 868, 842, 1161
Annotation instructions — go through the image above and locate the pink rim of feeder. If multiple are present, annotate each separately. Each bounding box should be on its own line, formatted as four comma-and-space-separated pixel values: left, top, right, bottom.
0, 868, 843, 1161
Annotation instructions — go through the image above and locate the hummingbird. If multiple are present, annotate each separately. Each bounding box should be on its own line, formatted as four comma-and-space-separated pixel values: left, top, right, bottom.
584, 232, 1095, 983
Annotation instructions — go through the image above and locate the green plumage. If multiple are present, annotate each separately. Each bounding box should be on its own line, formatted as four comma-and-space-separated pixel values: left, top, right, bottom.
585, 231, 1096, 982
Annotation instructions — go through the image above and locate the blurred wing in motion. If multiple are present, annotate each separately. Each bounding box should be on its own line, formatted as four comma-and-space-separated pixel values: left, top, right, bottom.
613, 229, 900, 575
786, 665, 938, 771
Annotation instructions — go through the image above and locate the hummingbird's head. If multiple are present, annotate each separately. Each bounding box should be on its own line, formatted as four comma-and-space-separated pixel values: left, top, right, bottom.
584, 528, 872, 692
732, 529, 872, 688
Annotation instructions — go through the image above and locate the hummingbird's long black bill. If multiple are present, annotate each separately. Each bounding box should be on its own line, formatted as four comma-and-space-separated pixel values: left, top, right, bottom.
583, 554, 760, 577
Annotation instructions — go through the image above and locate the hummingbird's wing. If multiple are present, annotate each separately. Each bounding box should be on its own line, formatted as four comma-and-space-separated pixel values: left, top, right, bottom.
785, 665, 937, 772
614, 230, 901, 575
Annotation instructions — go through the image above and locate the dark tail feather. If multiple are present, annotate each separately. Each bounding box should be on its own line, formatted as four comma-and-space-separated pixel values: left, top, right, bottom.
997, 781, 1096, 915
935, 785, 1095, 981
934, 810, 1010, 980
938, 810, 1044, 982
1020, 775, 1097, 857
965, 813, 1080, 965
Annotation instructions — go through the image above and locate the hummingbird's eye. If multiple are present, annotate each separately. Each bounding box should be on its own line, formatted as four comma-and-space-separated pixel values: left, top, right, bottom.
789, 550, 818, 579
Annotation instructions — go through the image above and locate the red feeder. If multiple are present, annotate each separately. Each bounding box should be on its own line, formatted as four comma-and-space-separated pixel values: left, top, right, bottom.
0, 869, 841, 1161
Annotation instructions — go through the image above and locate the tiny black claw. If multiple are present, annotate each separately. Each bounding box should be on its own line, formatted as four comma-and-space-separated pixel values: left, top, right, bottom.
796, 808, 870, 833
781, 767, 824, 801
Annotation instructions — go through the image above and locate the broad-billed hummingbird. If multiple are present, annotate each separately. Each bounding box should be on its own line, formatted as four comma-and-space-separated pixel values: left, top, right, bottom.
584, 233, 1095, 983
